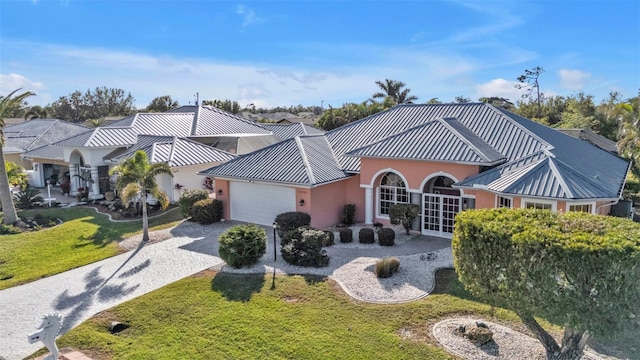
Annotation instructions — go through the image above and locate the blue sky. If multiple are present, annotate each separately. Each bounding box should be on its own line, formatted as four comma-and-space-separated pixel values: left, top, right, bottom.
1, 0, 638, 109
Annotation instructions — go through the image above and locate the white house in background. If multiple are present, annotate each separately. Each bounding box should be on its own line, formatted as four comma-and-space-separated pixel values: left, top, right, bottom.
22, 106, 279, 200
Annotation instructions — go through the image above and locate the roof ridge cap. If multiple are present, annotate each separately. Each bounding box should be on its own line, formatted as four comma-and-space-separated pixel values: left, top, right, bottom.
295, 136, 315, 184
490, 106, 552, 148
439, 118, 494, 162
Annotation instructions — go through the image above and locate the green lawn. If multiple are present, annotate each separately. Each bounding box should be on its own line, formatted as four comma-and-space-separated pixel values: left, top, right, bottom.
0, 207, 184, 290
46, 270, 534, 360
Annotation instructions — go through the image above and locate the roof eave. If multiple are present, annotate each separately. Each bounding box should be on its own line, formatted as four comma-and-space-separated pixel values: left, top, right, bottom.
350, 154, 505, 166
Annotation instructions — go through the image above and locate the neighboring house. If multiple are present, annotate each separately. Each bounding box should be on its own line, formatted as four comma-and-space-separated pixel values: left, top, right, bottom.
261, 123, 324, 141
3, 119, 89, 184
22, 106, 277, 200
200, 103, 630, 238
557, 128, 618, 154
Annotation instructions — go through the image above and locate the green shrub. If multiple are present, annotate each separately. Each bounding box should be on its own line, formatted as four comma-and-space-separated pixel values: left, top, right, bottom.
339, 228, 353, 243
274, 211, 311, 237
466, 326, 494, 345
389, 203, 419, 235
378, 228, 395, 246
625, 179, 640, 194
281, 228, 329, 267
323, 230, 335, 246
375, 257, 400, 278
218, 225, 267, 268
359, 228, 375, 244
179, 189, 209, 218
0, 224, 21, 235
32, 213, 58, 227
13, 188, 43, 209
191, 198, 223, 224
342, 204, 356, 225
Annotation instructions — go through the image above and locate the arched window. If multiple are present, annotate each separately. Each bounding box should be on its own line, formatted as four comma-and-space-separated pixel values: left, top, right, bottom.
379, 172, 408, 215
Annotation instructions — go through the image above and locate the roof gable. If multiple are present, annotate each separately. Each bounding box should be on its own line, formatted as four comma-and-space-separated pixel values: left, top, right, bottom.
193, 106, 271, 136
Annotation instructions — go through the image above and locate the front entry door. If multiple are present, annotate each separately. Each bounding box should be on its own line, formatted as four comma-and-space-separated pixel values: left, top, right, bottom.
422, 194, 460, 238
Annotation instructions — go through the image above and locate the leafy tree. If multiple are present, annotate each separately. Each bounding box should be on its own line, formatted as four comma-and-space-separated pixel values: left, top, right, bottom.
516, 95, 567, 126
0, 89, 35, 225
515, 66, 545, 116
317, 99, 392, 130
479, 97, 515, 111
202, 99, 241, 114
388, 203, 419, 235
86, 118, 107, 128
453, 95, 471, 103
617, 92, 640, 178
24, 105, 49, 120
110, 150, 173, 241
146, 95, 179, 112
372, 79, 418, 105
453, 208, 640, 360
426, 97, 442, 104
50, 87, 135, 122
5, 161, 28, 189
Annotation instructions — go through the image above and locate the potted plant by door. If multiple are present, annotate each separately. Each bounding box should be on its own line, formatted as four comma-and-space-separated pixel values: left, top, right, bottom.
60, 181, 71, 195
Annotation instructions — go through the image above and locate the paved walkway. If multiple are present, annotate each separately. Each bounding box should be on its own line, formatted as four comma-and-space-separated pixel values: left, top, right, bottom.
0, 220, 451, 360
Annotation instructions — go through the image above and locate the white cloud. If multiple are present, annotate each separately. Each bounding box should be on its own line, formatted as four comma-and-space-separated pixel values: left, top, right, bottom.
475, 78, 528, 103
236, 5, 264, 27
0, 73, 44, 95
558, 69, 591, 90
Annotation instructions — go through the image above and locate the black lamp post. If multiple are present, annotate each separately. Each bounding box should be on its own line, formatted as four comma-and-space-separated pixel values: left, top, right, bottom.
272, 222, 278, 261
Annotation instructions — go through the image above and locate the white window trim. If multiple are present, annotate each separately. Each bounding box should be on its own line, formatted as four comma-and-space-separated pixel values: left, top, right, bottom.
376, 174, 409, 218
496, 195, 513, 209
567, 201, 596, 214
521, 198, 557, 211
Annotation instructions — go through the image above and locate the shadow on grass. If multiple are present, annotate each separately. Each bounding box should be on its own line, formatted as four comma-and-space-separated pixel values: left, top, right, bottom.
211, 272, 265, 302
430, 268, 476, 301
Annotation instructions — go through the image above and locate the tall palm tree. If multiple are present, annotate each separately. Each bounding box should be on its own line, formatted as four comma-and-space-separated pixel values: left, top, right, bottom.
110, 150, 173, 241
1, 89, 35, 225
24, 106, 49, 120
372, 79, 418, 105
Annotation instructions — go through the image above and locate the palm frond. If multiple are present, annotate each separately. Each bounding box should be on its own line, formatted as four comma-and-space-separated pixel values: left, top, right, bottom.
119, 183, 141, 207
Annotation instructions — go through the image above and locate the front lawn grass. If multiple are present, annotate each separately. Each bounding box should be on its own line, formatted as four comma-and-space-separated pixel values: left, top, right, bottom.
0, 207, 183, 290
48, 270, 530, 360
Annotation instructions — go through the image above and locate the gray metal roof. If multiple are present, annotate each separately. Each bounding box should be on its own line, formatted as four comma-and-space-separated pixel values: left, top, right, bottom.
199, 135, 348, 186
22, 144, 65, 160
3, 119, 89, 153
557, 128, 618, 154
193, 106, 271, 136
345, 117, 505, 165
207, 103, 628, 200
105, 135, 236, 167
261, 123, 325, 140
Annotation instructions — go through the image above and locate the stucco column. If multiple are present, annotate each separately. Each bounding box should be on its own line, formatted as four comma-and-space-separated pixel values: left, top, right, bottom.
90, 166, 100, 196
364, 187, 374, 224
69, 165, 78, 195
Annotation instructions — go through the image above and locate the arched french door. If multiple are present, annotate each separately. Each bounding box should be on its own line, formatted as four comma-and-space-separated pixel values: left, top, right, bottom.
422, 176, 461, 238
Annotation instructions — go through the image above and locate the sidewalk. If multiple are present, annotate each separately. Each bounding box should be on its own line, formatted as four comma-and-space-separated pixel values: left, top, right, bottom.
0, 221, 451, 360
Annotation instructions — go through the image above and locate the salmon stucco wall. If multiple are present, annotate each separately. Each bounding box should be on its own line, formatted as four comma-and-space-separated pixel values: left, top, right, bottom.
309, 176, 364, 228
215, 179, 231, 221
474, 190, 495, 209
359, 158, 479, 190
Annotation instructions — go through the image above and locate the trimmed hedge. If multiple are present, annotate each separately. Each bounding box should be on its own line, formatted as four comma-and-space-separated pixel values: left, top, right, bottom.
359, 228, 375, 244
378, 228, 395, 246
323, 230, 335, 247
453, 208, 640, 340
339, 228, 353, 243
274, 211, 311, 237
218, 224, 267, 268
191, 198, 224, 224
281, 227, 329, 267
179, 189, 209, 218
342, 204, 356, 225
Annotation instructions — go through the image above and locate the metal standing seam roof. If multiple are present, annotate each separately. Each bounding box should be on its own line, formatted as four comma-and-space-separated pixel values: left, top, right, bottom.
104, 135, 237, 167
345, 117, 505, 165
22, 144, 66, 160
3, 119, 89, 152
199, 134, 348, 186
193, 106, 272, 136
261, 123, 325, 140
207, 102, 628, 200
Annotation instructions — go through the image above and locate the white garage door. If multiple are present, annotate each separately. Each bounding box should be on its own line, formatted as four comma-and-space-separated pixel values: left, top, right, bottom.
230, 181, 296, 225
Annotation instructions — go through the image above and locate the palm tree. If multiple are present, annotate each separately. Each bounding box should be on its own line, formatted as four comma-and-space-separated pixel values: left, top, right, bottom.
24, 105, 49, 120
372, 79, 418, 105
1, 89, 35, 225
110, 150, 173, 241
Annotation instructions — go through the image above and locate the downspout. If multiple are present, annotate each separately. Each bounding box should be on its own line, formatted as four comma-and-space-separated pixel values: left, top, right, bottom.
596, 161, 632, 213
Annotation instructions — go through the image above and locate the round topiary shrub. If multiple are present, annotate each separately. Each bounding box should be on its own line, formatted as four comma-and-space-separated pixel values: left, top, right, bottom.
465, 326, 494, 345
359, 228, 375, 244
274, 211, 311, 237
323, 230, 335, 246
378, 228, 396, 246
179, 189, 209, 218
339, 228, 353, 243
191, 198, 224, 224
218, 224, 267, 268
281, 227, 329, 267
